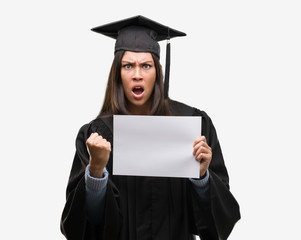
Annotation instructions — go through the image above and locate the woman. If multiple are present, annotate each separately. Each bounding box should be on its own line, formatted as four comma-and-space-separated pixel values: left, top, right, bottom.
61, 16, 240, 240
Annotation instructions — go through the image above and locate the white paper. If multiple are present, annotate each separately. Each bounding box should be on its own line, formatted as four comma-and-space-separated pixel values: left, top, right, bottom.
113, 115, 202, 178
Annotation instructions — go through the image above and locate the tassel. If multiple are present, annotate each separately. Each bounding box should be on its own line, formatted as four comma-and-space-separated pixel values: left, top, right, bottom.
164, 29, 171, 99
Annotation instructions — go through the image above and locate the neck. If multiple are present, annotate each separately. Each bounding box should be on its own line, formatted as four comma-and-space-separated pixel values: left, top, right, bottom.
128, 102, 151, 115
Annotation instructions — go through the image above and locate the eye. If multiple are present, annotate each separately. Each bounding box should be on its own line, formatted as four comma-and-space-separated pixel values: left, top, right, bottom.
123, 64, 132, 70
143, 64, 152, 69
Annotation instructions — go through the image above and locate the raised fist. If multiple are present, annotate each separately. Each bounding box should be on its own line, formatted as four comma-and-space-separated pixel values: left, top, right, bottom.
86, 132, 111, 178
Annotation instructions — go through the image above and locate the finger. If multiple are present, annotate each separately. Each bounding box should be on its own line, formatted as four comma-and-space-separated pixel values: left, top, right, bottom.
94, 138, 107, 148
196, 145, 211, 155
105, 141, 111, 151
193, 136, 206, 146
193, 141, 210, 155
90, 132, 99, 139
94, 135, 104, 143
95, 138, 111, 151
86, 132, 99, 145
193, 140, 205, 154
196, 135, 205, 141
194, 141, 208, 150
195, 152, 203, 162
196, 152, 211, 162
194, 145, 211, 158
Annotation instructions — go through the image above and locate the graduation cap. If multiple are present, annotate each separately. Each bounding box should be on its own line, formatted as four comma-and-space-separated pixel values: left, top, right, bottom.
91, 15, 186, 99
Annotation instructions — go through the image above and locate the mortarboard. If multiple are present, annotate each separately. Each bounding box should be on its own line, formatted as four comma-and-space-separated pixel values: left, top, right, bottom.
91, 15, 186, 99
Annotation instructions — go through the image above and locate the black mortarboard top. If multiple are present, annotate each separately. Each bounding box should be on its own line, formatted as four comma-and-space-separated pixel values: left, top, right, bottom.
91, 15, 186, 99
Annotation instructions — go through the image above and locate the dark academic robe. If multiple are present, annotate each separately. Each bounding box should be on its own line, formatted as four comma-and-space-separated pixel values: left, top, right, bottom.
60, 100, 240, 240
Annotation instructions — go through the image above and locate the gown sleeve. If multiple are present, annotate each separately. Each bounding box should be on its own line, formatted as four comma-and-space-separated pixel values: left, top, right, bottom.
190, 109, 241, 240
60, 122, 122, 240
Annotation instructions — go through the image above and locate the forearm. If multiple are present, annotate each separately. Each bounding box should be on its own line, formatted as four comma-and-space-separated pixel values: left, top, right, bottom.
189, 170, 210, 207
85, 164, 108, 224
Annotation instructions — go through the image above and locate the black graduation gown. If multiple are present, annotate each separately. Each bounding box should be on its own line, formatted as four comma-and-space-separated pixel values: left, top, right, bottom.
60, 100, 240, 240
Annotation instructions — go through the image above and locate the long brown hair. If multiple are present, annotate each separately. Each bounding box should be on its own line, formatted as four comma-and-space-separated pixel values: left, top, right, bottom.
95, 51, 170, 119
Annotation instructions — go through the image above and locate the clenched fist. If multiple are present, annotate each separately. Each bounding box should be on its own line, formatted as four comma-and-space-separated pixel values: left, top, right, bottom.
86, 132, 111, 178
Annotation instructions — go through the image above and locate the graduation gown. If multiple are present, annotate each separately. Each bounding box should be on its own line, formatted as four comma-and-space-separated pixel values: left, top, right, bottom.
60, 100, 240, 240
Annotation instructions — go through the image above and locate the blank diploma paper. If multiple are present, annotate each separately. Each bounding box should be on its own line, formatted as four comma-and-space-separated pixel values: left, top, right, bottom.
113, 115, 201, 178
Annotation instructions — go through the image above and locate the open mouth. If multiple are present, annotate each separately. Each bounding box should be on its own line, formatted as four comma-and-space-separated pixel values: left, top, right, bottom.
132, 86, 144, 98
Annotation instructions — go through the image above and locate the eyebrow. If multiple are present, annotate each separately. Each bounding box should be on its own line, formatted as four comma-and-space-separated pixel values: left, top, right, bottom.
121, 60, 154, 64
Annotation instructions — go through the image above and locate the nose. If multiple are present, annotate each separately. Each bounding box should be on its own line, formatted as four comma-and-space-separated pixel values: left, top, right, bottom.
133, 67, 142, 80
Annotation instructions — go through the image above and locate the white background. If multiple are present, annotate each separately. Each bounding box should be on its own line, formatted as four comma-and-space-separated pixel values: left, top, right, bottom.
1, 1, 300, 239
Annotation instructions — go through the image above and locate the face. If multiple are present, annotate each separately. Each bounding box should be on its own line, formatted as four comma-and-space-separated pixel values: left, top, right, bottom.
121, 51, 156, 115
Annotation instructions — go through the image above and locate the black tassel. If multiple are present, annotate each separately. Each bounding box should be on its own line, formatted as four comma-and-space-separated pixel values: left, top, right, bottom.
164, 30, 171, 99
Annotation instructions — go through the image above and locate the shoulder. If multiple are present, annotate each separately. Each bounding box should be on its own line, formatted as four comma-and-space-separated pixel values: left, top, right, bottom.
168, 100, 221, 145
77, 116, 113, 141
168, 99, 210, 119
